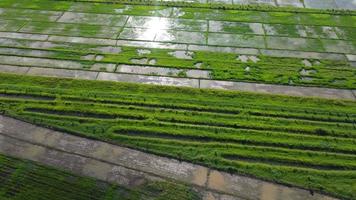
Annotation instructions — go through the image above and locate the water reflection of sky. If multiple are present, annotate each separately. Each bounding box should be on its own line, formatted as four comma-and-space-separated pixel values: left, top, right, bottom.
121, 16, 207, 44
142, 18, 170, 40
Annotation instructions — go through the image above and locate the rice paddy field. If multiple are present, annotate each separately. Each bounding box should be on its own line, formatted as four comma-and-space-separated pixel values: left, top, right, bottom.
0, 0, 356, 199
0, 73, 355, 199
0, 0, 355, 89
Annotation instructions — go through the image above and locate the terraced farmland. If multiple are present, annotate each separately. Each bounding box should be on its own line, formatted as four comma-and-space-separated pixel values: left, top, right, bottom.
0, 153, 200, 200
1, 73, 355, 199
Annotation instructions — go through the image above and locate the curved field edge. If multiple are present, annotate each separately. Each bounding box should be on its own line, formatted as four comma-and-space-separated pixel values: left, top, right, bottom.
0, 73, 355, 199
0, 153, 201, 200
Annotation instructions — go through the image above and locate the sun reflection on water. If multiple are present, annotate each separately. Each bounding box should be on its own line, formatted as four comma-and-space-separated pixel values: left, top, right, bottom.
142, 18, 169, 40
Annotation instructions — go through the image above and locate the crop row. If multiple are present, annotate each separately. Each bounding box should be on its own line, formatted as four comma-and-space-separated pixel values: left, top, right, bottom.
0, 153, 200, 200
10, 112, 356, 156
14, 100, 355, 139
1, 85, 356, 122
1, 73, 355, 199
0, 154, 119, 200
58, 0, 356, 15
0, 40, 355, 89
3, 83, 356, 118
1, 0, 355, 26
1, 34, 355, 89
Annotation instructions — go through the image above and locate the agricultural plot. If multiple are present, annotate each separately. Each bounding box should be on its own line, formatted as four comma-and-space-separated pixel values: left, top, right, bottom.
0, 0, 355, 90
0, 153, 200, 200
47, 0, 356, 10
0, 73, 355, 199
0, 0, 355, 199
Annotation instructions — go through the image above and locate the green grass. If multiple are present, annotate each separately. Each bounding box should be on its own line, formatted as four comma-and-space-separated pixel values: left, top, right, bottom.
0, 73, 355, 199
0, 153, 201, 200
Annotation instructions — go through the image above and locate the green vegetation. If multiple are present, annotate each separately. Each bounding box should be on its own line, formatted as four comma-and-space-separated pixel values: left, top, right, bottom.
0, 41, 355, 89
0, 153, 201, 200
0, 0, 355, 28
39, 0, 356, 15
0, 0, 355, 199
0, 0, 355, 89
0, 73, 355, 199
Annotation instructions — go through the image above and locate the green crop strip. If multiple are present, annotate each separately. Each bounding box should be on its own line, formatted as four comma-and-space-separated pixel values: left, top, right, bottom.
0, 154, 201, 200
0, 0, 355, 28
55, 0, 356, 16
0, 40, 355, 89
1, 0, 355, 16
0, 73, 355, 199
